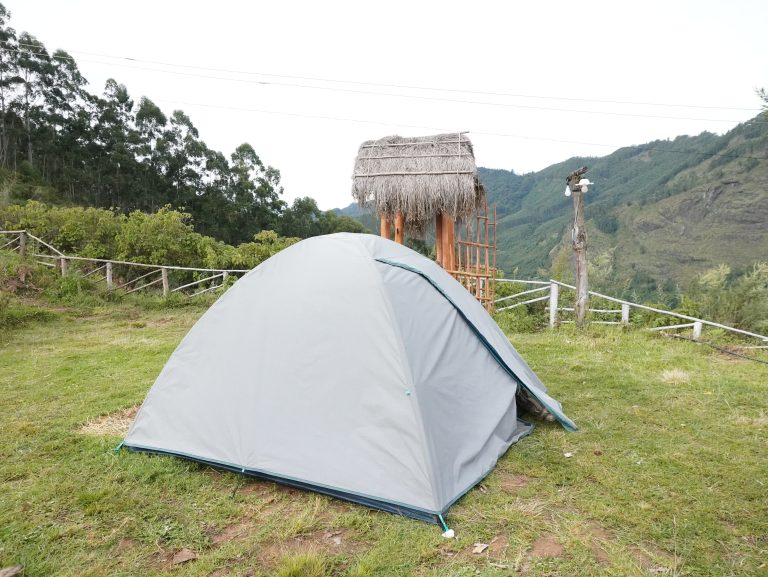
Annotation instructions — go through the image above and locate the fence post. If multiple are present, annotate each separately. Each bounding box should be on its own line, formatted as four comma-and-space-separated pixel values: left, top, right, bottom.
621, 303, 630, 325
106, 262, 113, 290
548, 281, 559, 328
222, 271, 228, 284
18, 231, 27, 257
161, 267, 169, 296
692, 321, 703, 341
60, 257, 68, 276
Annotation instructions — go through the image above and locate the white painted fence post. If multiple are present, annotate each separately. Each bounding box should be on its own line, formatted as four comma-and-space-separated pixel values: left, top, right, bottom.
692, 321, 703, 341
106, 262, 113, 290
549, 282, 559, 328
621, 303, 630, 325
161, 267, 169, 296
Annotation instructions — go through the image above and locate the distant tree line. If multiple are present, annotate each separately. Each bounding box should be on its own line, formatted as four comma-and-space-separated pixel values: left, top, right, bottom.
0, 4, 366, 244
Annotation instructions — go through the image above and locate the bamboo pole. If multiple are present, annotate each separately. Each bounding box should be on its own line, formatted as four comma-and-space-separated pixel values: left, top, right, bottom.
442, 213, 455, 271
394, 212, 405, 245
380, 217, 391, 240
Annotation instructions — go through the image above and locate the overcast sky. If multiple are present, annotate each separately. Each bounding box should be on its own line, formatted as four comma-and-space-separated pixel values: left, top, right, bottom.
8, 0, 768, 210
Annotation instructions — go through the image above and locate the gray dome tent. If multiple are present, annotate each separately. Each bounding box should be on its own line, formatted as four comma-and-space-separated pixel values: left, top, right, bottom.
124, 233, 575, 524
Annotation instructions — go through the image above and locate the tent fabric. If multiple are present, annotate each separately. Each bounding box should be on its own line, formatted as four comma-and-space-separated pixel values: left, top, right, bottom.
123, 233, 575, 522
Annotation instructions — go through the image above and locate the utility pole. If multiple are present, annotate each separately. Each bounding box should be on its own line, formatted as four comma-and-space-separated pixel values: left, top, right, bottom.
566, 166, 590, 328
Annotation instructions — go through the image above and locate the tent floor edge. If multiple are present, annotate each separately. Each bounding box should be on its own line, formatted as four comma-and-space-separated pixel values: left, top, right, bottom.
123, 445, 441, 524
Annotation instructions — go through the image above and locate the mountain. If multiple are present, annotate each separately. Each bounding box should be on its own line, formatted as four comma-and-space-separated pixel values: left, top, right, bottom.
338, 117, 768, 296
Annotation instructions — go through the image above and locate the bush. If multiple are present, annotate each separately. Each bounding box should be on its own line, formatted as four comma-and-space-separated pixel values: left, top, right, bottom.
0, 293, 58, 329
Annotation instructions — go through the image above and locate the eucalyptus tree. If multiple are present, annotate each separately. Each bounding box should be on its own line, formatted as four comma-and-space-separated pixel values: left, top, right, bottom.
0, 3, 20, 168
14, 32, 51, 165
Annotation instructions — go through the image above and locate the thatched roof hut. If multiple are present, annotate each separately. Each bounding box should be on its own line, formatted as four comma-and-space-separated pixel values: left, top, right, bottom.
351, 132, 484, 233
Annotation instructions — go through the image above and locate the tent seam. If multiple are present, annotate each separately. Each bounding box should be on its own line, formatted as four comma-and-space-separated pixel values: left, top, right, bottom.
368, 257, 443, 513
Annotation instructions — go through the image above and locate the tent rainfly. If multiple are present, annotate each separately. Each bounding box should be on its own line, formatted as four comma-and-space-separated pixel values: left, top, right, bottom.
123, 234, 576, 525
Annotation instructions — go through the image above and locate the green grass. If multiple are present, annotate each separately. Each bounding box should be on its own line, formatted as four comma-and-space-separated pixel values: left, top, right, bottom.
1, 304, 766, 576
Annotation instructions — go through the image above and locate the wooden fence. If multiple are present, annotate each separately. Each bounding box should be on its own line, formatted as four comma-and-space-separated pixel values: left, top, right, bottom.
3, 229, 767, 344
496, 278, 768, 344
0, 230, 249, 297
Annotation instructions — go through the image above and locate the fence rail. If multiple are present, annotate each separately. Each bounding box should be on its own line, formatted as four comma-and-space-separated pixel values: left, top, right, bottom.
495, 278, 768, 343
0, 229, 247, 297
3, 229, 767, 342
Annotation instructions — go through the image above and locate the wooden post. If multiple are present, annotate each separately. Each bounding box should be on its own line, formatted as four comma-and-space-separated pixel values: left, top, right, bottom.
222, 271, 228, 285
567, 166, 589, 328
60, 257, 68, 276
692, 321, 703, 341
621, 303, 630, 325
161, 267, 169, 296
380, 216, 391, 240
549, 281, 559, 328
442, 213, 455, 270
435, 214, 443, 265
394, 212, 405, 245
106, 262, 113, 290
18, 231, 27, 257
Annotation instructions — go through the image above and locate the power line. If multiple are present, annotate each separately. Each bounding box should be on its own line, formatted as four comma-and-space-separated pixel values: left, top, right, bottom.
153, 96, 767, 161
3, 44, 766, 162
5, 43, 764, 125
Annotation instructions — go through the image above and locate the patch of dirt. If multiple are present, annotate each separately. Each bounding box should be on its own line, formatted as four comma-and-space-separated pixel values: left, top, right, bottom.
257, 528, 366, 567
530, 533, 564, 558
115, 538, 136, 555
498, 474, 534, 494
629, 543, 675, 574
79, 405, 139, 436
487, 535, 509, 559
211, 521, 251, 546
586, 522, 611, 564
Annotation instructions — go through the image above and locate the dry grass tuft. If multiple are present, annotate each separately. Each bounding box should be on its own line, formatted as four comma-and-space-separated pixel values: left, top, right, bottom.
660, 369, 691, 385
79, 405, 139, 436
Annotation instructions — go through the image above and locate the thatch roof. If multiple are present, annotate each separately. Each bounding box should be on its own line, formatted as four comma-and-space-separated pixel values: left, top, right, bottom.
351, 133, 484, 232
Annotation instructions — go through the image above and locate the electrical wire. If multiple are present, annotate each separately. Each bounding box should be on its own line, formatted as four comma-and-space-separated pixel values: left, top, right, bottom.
150, 97, 768, 162
4, 44, 767, 161
5, 43, 765, 125
10, 41, 762, 112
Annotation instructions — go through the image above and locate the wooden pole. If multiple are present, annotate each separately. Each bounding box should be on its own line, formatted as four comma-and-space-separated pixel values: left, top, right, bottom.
161, 267, 169, 296
549, 281, 559, 328
621, 303, 630, 325
18, 231, 27, 257
380, 216, 391, 240
60, 257, 68, 276
443, 213, 455, 271
106, 262, 113, 290
567, 166, 589, 328
394, 212, 405, 245
435, 213, 443, 266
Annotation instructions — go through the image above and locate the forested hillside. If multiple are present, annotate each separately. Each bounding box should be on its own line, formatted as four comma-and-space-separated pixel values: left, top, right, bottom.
341, 117, 768, 302
0, 4, 366, 244
481, 118, 768, 295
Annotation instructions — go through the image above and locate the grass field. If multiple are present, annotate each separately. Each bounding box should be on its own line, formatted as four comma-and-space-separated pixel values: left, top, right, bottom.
0, 303, 766, 576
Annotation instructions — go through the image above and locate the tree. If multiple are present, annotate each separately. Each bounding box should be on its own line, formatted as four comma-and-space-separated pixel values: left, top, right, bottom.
0, 3, 20, 167
14, 32, 51, 165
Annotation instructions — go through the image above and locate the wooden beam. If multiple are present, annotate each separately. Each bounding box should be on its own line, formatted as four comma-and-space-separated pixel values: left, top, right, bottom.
441, 213, 455, 270
435, 214, 443, 265
394, 213, 405, 244
380, 217, 391, 240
